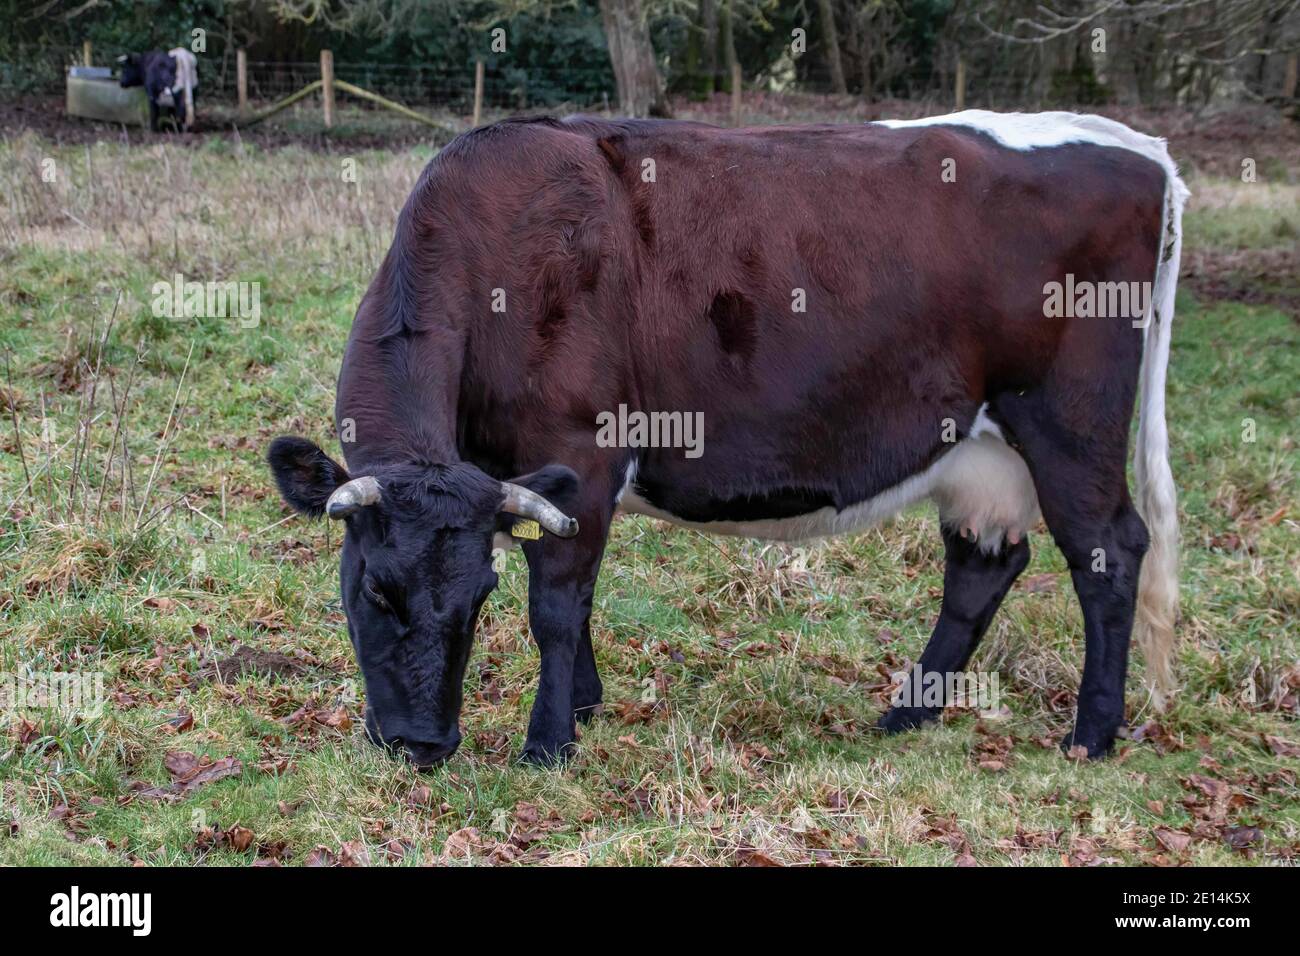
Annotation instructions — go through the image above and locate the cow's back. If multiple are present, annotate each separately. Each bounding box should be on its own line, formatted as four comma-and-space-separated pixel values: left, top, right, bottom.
568, 118, 1165, 514
342, 115, 1166, 518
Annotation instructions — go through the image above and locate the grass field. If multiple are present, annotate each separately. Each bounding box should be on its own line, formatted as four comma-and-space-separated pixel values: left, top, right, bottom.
1, 109, 1297, 866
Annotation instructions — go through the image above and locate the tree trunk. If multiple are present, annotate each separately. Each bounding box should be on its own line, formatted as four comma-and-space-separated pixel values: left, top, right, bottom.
1106, 18, 1144, 105
701, 0, 719, 94
599, 0, 670, 117
816, 0, 848, 94
721, 0, 738, 87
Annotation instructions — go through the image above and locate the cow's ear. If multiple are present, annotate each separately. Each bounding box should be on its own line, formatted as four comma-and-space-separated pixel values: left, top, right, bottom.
512, 464, 579, 508
267, 436, 350, 518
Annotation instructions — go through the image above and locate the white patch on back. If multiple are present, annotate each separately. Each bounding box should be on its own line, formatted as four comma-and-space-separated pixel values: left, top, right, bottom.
617, 405, 1040, 552
876, 109, 1161, 157
872, 109, 1189, 221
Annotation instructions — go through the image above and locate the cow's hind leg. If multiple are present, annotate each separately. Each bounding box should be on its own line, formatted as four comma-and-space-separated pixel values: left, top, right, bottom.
992, 381, 1148, 758
878, 528, 1029, 732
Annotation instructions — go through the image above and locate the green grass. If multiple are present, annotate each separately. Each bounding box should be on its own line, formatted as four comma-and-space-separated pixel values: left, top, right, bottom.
0, 134, 1297, 867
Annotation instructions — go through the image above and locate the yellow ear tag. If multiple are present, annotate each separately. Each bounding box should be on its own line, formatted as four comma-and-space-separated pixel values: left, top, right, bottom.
511, 519, 542, 540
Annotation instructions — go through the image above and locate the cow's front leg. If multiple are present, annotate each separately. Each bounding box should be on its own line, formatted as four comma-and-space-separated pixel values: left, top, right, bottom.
520, 500, 611, 766
573, 620, 603, 723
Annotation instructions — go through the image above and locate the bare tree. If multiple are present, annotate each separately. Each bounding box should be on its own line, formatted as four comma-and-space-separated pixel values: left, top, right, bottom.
846, 0, 909, 99
816, 0, 848, 93
965, 0, 1300, 102
701, 0, 719, 91
599, 0, 670, 115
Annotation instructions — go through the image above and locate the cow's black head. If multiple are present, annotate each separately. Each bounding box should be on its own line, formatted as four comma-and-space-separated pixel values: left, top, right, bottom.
118, 51, 176, 93
117, 53, 144, 88
267, 436, 578, 768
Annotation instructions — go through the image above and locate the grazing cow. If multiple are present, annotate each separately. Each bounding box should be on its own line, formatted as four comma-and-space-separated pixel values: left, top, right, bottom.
268, 111, 1187, 768
118, 48, 197, 131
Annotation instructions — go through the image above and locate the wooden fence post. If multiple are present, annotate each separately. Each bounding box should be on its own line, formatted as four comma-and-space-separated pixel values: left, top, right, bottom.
472, 59, 484, 127
731, 62, 742, 127
954, 57, 966, 111
1283, 52, 1298, 101
237, 49, 248, 115
82, 40, 92, 67
320, 49, 335, 128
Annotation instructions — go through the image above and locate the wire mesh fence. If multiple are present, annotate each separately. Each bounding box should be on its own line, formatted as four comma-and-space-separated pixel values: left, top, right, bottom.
0, 43, 620, 111
0, 42, 1186, 118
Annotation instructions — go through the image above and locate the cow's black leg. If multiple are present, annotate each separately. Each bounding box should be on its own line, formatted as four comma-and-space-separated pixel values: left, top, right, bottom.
147, 98, 159, 132
878, 527, 1029, 733
520, 501, 611, 766
1057, 513, 1147, 757
572, 620, 603, 724
992, 384, 1148, 758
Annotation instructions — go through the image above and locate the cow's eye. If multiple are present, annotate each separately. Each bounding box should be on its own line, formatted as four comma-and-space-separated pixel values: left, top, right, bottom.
363, 579, 391, 612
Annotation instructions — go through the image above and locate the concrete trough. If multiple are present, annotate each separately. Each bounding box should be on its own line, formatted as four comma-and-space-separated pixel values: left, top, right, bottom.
66, 67, 150, 126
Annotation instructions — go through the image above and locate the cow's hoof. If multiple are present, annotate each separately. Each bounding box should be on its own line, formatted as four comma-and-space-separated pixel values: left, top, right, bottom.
519, 738, 576, 768
877, 705, 940, 734
1059, 726, 1118, 759
574, 701, 604, 725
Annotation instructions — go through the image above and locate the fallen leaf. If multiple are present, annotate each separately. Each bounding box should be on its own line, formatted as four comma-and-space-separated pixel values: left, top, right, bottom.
1263, 734, 1300, 758
164, 751, 242, 792
304, 846, 336, 867
226, 826, 255, 852
1222, 826, 1262, 851
735, 848, 783, 867
1154, 828, 1192, 853
444, 827, 488, 859
339, 840, 370, 867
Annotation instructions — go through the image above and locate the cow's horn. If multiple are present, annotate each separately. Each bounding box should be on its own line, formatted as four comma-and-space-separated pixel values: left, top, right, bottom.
499, 483, 579, 538
326, 476, 381, 519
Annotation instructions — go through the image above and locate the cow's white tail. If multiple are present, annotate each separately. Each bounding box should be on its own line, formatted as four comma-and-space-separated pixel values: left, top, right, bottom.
1134, 147, 1189, 709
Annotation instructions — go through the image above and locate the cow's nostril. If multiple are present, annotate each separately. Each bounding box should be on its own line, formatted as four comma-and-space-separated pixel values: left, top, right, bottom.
401, 737, 460, 769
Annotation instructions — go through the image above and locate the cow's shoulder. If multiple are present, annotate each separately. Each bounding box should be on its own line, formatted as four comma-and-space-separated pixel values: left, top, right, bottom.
429, 116, 716, 182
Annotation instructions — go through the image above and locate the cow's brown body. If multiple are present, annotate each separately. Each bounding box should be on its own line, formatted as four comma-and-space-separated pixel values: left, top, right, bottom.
269, 113, 1184, 765
339, 118, 1161, 524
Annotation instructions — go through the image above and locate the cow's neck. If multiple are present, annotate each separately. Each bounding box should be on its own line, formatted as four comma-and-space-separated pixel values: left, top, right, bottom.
335, 322, 463, 473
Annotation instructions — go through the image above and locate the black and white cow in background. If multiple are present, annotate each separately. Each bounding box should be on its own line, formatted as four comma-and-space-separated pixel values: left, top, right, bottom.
118, 48, 198, 131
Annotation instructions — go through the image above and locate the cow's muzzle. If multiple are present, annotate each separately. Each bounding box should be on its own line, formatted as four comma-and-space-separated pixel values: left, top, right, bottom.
365, 711, 460, 768
393, 734, 461, 769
